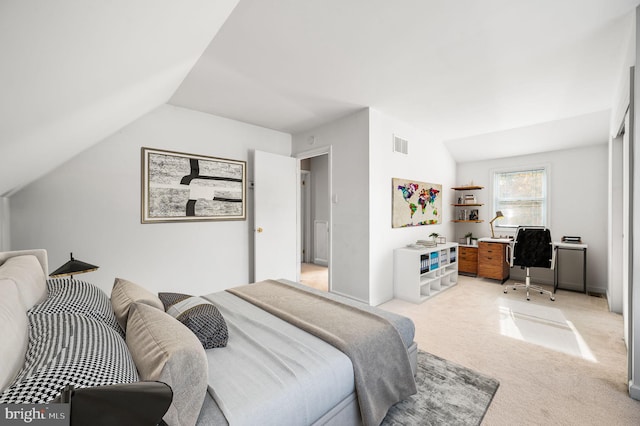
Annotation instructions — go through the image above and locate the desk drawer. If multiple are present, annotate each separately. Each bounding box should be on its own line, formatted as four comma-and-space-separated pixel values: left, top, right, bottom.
478, 242, 510, 281
458, 246, 478, 275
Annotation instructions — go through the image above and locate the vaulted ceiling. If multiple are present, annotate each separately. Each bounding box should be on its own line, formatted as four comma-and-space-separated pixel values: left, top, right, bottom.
2, 0, 638, 196
171, 0, 638, 159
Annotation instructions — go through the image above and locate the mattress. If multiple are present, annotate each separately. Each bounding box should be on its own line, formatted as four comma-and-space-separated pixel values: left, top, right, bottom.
198, 280, 416, 426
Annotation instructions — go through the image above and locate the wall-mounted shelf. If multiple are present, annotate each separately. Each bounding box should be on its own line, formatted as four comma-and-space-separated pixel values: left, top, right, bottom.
451, 186, 484, 191
452, 186, 484, 222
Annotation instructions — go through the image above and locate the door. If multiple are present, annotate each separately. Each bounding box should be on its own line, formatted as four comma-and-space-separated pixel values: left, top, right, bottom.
254, 150, 297, 282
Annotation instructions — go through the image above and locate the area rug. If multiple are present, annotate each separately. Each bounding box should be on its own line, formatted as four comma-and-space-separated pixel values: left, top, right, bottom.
382, 350, 499, 426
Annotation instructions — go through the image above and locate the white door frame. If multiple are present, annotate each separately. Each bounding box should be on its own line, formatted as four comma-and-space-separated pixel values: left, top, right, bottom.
300, 170, 312, 263
295, 146, 332, 290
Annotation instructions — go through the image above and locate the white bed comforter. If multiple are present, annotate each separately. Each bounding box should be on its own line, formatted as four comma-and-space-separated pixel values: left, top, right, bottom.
202, 291, 355, 426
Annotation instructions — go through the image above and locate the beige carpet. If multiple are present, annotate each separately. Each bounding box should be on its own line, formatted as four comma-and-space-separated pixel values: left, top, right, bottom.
379, 275, 640, 425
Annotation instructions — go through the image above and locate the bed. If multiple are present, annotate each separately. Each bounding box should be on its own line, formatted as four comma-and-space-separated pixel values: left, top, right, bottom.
0, 249, 418, 426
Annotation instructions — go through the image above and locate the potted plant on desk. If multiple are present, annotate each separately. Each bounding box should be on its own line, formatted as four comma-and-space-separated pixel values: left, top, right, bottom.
464, 232, 472, 245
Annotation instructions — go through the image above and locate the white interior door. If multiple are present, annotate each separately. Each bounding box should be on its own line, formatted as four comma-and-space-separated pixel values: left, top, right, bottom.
254, 150, 297, 282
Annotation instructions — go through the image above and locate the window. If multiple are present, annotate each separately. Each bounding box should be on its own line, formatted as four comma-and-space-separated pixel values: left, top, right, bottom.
493, 167, 547, 227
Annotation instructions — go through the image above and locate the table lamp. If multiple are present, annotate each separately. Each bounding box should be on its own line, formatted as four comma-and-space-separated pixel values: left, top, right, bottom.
49, 253, 99, 279
489, 211, 504, 239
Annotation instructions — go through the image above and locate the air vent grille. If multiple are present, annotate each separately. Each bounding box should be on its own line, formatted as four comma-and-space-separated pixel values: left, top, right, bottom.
393, 135, 408, 154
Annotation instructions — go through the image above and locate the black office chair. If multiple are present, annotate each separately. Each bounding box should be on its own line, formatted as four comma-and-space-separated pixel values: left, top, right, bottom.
504, 226, 555, 301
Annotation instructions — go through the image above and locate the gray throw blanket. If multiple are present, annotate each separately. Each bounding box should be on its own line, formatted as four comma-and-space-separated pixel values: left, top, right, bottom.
227, 280, 416, 426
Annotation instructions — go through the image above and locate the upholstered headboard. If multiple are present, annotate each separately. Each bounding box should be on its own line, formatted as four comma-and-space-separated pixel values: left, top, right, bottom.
0, 249, 48, 392
0, 249, 48, 275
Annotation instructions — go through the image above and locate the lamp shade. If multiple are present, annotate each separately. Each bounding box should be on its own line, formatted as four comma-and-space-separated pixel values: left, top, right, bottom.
49, 253, 99, 278
489, 211, 504, 238
490, 211, 504, 222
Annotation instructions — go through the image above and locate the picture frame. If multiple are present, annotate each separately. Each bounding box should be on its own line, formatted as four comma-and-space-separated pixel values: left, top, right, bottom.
392, 177, 442, 228
141, 147, 246, 223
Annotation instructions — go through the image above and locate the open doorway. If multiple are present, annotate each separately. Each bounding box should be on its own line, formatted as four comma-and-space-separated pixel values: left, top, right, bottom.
298, 150, 330, 292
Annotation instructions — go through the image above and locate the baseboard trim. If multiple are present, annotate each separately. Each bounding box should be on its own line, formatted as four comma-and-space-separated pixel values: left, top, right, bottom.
330, 289, 368, 305
629, 381, 640, 400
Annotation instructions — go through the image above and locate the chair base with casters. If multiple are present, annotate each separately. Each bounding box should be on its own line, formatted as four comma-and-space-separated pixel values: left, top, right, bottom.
504, 266, 555, 301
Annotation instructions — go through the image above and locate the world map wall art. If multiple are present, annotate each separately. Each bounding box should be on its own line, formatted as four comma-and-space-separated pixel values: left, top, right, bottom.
392, 178, 442, 228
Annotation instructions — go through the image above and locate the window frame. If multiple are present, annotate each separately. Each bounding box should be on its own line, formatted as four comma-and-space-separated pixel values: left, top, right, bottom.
490, 164, 550, 232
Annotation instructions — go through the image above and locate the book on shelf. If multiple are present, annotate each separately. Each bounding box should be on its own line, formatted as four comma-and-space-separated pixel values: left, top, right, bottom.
430, 251, 439, 269
440, 250, 448, 265
416, 240, 437, 247
420, 254, 430, 273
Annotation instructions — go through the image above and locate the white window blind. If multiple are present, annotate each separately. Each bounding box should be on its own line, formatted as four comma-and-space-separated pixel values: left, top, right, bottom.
493, 167, 547, 227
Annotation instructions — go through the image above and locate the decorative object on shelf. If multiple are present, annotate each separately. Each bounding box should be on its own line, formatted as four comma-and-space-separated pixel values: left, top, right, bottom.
49, 253, 99, 279
141, 147, 246, 223
429, 232, 440, 242
489, 211, 504, 238
437, 236, 446, 244
464, 232, 473, 245
469, 209, 479, 221
392, 178, 442, 228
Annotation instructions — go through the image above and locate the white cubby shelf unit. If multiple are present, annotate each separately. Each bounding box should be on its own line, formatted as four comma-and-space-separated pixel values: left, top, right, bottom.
393, 242, 459, 303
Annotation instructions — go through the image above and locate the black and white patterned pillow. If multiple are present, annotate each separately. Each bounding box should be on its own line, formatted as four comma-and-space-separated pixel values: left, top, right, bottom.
29, 279, 122, 335
158, 293, 228, 349
0, 314, 139, 404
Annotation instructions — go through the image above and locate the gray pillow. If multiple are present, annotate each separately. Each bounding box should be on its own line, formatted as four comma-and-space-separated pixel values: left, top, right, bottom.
158, 293, 228, 349
110, 278, 163, 331
126, 302, 208, 426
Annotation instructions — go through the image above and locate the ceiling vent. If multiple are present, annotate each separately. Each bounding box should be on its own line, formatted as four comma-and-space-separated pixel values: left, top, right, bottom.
393, 134, 408, 154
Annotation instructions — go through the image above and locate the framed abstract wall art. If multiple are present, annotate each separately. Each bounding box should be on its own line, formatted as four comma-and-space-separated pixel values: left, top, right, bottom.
141, 147, 246, 223
392, 178, 442, 228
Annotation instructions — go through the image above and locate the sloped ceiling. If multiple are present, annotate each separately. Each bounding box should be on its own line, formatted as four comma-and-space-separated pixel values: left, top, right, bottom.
171, 0, 638, 161
2, 1, 638, 198
0, 0, 239, 196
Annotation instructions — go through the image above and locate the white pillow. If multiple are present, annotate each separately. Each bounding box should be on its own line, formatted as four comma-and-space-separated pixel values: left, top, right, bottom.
0, 255, 47, 309
0, 279, 29, 392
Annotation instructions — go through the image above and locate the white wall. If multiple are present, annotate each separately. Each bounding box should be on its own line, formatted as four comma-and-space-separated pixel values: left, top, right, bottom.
457, 144, 608, 293
368, 109, 457, 305
292, 109, 370, 302
9, 104, 291, 296
0, 197, 9, 251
